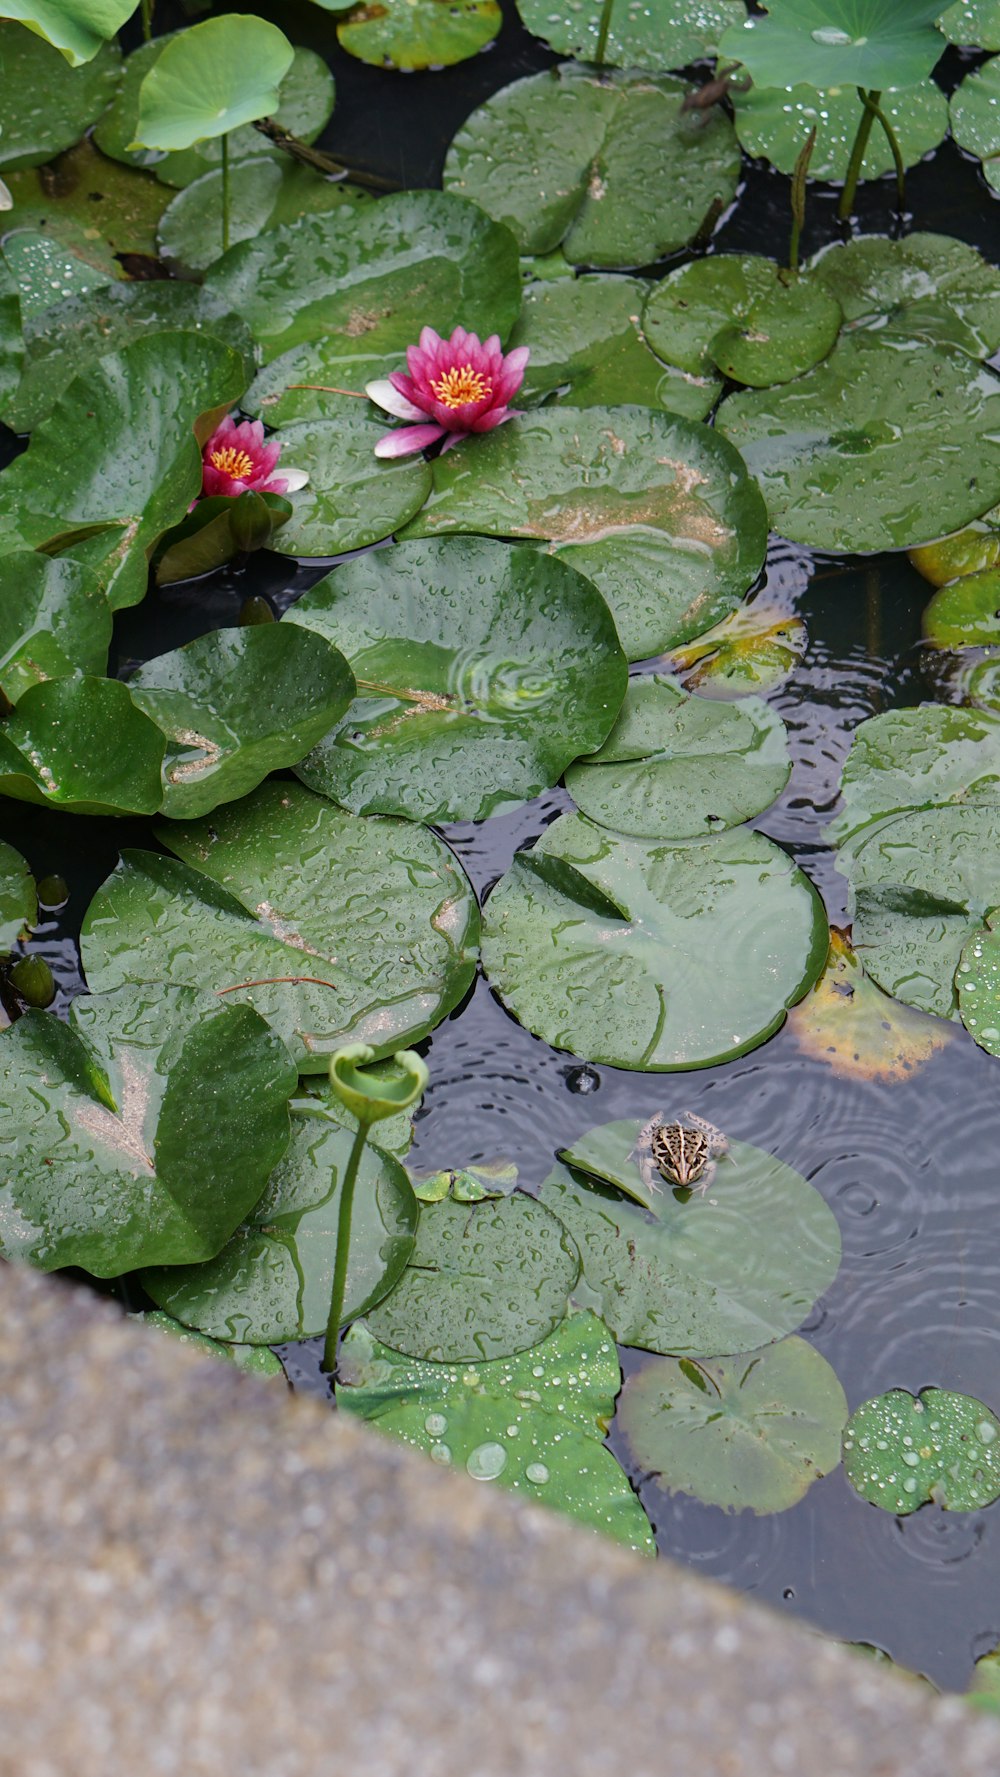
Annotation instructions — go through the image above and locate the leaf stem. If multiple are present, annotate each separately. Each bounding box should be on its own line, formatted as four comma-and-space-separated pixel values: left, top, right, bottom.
140, 0, 153, 40
787, 124, 816, 278
838, 87, 880, 221
863, 90, 906, 214
221, 131, 231, 255
594, 0, 615, 66
322, 1121, 368, 1376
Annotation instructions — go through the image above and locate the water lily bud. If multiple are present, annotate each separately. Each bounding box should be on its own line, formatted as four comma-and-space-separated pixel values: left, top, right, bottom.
239, 596, 275, 627
328, 1042, 429, 1127
36, 874, 69, 911
230, 491, 275, 555
9, 955, 55, 1008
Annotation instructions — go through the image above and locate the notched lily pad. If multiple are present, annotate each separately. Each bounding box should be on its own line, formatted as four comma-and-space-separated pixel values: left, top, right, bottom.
0, 676, 164, 815
923, 568, 1000, 649
787, 928, 953, 1079
938, 0, 1000, 48
157, 159, 359, 277
951, 56, 1000, 195
515, 0, 745, 68
733, 81, 948, 184
337, 0, 501, 69
134, 1311, 285, 1377
808, 233, 1000, 361
644, 256, 841, 388
0, 23, 121, 171
843, 1387, 1000, 1513
910, 504, 1000, 587
828, 704, 1000, 862
0, 552, 111, 705
266, 408, 433, 558
956, 915, 1000, 1055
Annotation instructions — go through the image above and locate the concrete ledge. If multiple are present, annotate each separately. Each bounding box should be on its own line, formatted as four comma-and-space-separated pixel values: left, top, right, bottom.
1, 1262, 998, 1777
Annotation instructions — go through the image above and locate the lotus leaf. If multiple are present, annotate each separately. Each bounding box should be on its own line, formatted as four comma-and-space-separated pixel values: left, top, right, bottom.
337, 0, 501, 69
666, 598, 807, 697
338, 1313, 655, 1553
843, 1387, 1000, 1512
733, 80, 948, 182
131, 16, 295, 154
828, 704, 1000, 859
0, 140, 171, 296
619, 1339, 847, 1513
365, 1192, 580, 1361
808, 233, 1000, 360
910, 505, 1000, 586
787, 928, 953, 1079
515, 0, 745, 68
938, 0, 1000, 47
1, 0, 134, 65
142, 1118, 418, 1343
0, 841, 35, 952
0, 676, 164, 815
261, 411, 433, 558
564, 675, 790, 840
950, 56, 1000, 194
0, 553, 111, 705
0, 23, 120, 169
157, 160, 359, 276
718, 0, 946, 92
481, 813, 827, 1069
923, 570, 1000, 648
442, 65, 740, 268
401, 405, 768, 662
128, 625, 357, 821
0, 983, 296, 1276
287, 538, 626, 824
643, 256, 841, 387
718, 336, 1000, 553
81, 780, 480, 1071
135, 1311, 285, 1377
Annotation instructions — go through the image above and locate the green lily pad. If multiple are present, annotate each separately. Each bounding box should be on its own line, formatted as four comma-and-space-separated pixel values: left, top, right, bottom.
512, 275, 722, 421
412, 1162, 518, 1202
924, 570, 1000, 648
847, 804, 1000, 1017
443, 65, 740, 268
732, 80, 948, 182
718, 0, 946, 91
910, 505, 1000, 586
808, 233, 1000, 360
618, 1339, 847, 1514
142, 1117, 418, 1343
543, 1119, 841, 1354
968, 1645, 1000, 1712
2, 0, 134, 65
481, 813, 827, 1069
338, 1312, 655, 1553
718, 336, 1000, 553
787, 928, 953, 1080
3, 281, 255, 433
0, 553, 111, 705
666, 597, 807, 697
0, 139, 171, 295
564, 675, 790, 839
157, 159, 358, 277
134, 1311, 285, 1377
0, 259, 22, 413
81, 779, 480, 1072
286, 537, 627, 824
957, 915, 1000, 1052
828, 704, 1000, 860
644, 256, 841, 389
951, 56, 1000, 195
0, 23, 120, 170
262, 409, 433, 558
0, 841, 36, 952
154, 490, 292, 586
1, 230, 110, 323
131, 15, 295, 154
0, 331, 248, 609
0, 983, 296, 1276
127, 625, 356, 821
515, 0, 746, 68
938, 0, 1000, 48
401, 405, 768, 662
843, 1387, 1000, 1513
337, 0, 501, 69
365, 1191, 579, 1361
207, 190, 521, 374
0, 676, 164, 814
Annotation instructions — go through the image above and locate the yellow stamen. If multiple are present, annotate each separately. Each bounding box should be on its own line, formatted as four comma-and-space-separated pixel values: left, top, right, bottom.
429, 363, 492, 409
210, 446, 255, 479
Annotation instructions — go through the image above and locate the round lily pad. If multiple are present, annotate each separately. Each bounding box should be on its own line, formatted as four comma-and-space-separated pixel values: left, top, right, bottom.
910, 505, 1000, 586
401, 404, 769, 662
828, 704, 1000, 860
843, 1387, 1000, 1513
924, 570, 1000, 647
261, 408, 433, 558
808, 233, 1000, 361
365, 1191, 580, 1362
337, 0, 501, 69
131, 15, 295, 155
718, 0, 946, 92
287, 537, 626, 824
956, 915, 1000, 1053
142, 1118, 418, 1343
938, 0, 1000, 48
128, 624, 357, 821
732, 80, 948, 183
81, 779, 480, 1073
157, 159, 358, 277
564, 675, 790, 839
644, 256, 841, 389
0, 552, 111, 706
0, 23, 121, 172
512, 275, 722, 421
718, 335, 1000, 554
0, 841, 35, 953
443, 64, 740, 268
515, 0, 746, 68
951, 56, 1000, 195
0, 676, 164, 815
787, 928, 953, 1081
481, 812, 827, 1069
0, 139, 171, 300
0, 983, 296, 1276
338, 1312, 655, 1553
134, 1312, 285, 1378
618, 1339, 847, 1514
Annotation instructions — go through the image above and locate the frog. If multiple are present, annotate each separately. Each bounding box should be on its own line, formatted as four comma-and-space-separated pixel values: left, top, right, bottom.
629, 1111, 730, 1198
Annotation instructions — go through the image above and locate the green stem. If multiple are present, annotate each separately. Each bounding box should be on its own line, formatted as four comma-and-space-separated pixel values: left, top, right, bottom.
221, 131, 231, 255
787, 124, 816, 278
864, 91, 906, 213
322, 1121, 369, 1377
594, 0, 615, 66
140, 0, 153, 40
838, 87, 881, 221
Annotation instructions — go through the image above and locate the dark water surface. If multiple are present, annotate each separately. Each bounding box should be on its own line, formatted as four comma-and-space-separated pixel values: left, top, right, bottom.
6, 0, 1000, 1692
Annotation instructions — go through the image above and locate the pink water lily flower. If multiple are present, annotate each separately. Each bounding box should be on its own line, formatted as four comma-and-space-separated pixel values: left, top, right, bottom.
366, 326, 530, 459
200, 416, 309, 498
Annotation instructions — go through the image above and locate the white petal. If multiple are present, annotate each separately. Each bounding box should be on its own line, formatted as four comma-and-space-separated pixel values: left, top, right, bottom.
365, 378, 425, 422
280, 467, 310, 492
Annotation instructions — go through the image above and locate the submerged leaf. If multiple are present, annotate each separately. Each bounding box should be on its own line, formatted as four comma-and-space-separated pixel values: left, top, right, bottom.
787, 928, 953, 1079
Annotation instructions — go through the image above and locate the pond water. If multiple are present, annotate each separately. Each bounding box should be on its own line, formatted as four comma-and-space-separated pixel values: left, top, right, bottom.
3, 0, 1000, 1698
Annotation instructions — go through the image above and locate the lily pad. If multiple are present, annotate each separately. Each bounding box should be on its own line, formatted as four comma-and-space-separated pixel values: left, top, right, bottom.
443, 65, 740, 268
0, 676, 164, 815
665, 597, 807, 697
0, 259, 22, 413
153, 490, 292, 586
337, 0, 501, 69
564, 675, 790, 839
0, 552, 111, 705
950, 56, 1000, 195
515, 0, 746, 68
618, 1339, 847, 1514
481, 813, 827, 1069
262, 409, 433, 558
142, 1117, 418, 1343
956, 914, 1000, 1053
0, 331, 248, 609
131, 15, 295, 154
157, 159, 358, 277
286, 537, 627, 824
1, 230, 109, 323
968, 1645, 1000, 1712
847, 804, 1000, 1017
207, 190, 521, 373
718, 335, 1000, 554
910, 505, 1000, 586
718, 0, 946, 91
134, 1311, 286, 1377
828, 704, 1000, 860
401, 405, 769, 662
808, 233, 1000, 361
786, 928, 953, 1079
643, 256, 841, 387
732, 80, 948, 182
923, 569, 1000, 648
81, 779, 480, 1072
543, 1119, 841, 1355
512, 275, 722, 421
0, 23, 120, 170
938, 0, 1000, 48
0, 841, 35, 951
0, 983, 296, 1276
365, 1191, 579, 1361
338, 1313, 655, 1553
127, 624, 357, 821
412, 1162, 518, 1202
0, 139, 171, 295
843, 1387, 1000, 1513
1, 0, 134, 65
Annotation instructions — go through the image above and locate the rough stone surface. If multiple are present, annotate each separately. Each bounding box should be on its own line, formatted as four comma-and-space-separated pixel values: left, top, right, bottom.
1, 1262, 999, 1777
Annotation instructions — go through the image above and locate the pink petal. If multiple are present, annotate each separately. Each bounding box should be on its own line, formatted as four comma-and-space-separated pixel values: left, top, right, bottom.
374, 423, 446, 459
470, 407, 517, 433
418, 326, 444, 357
